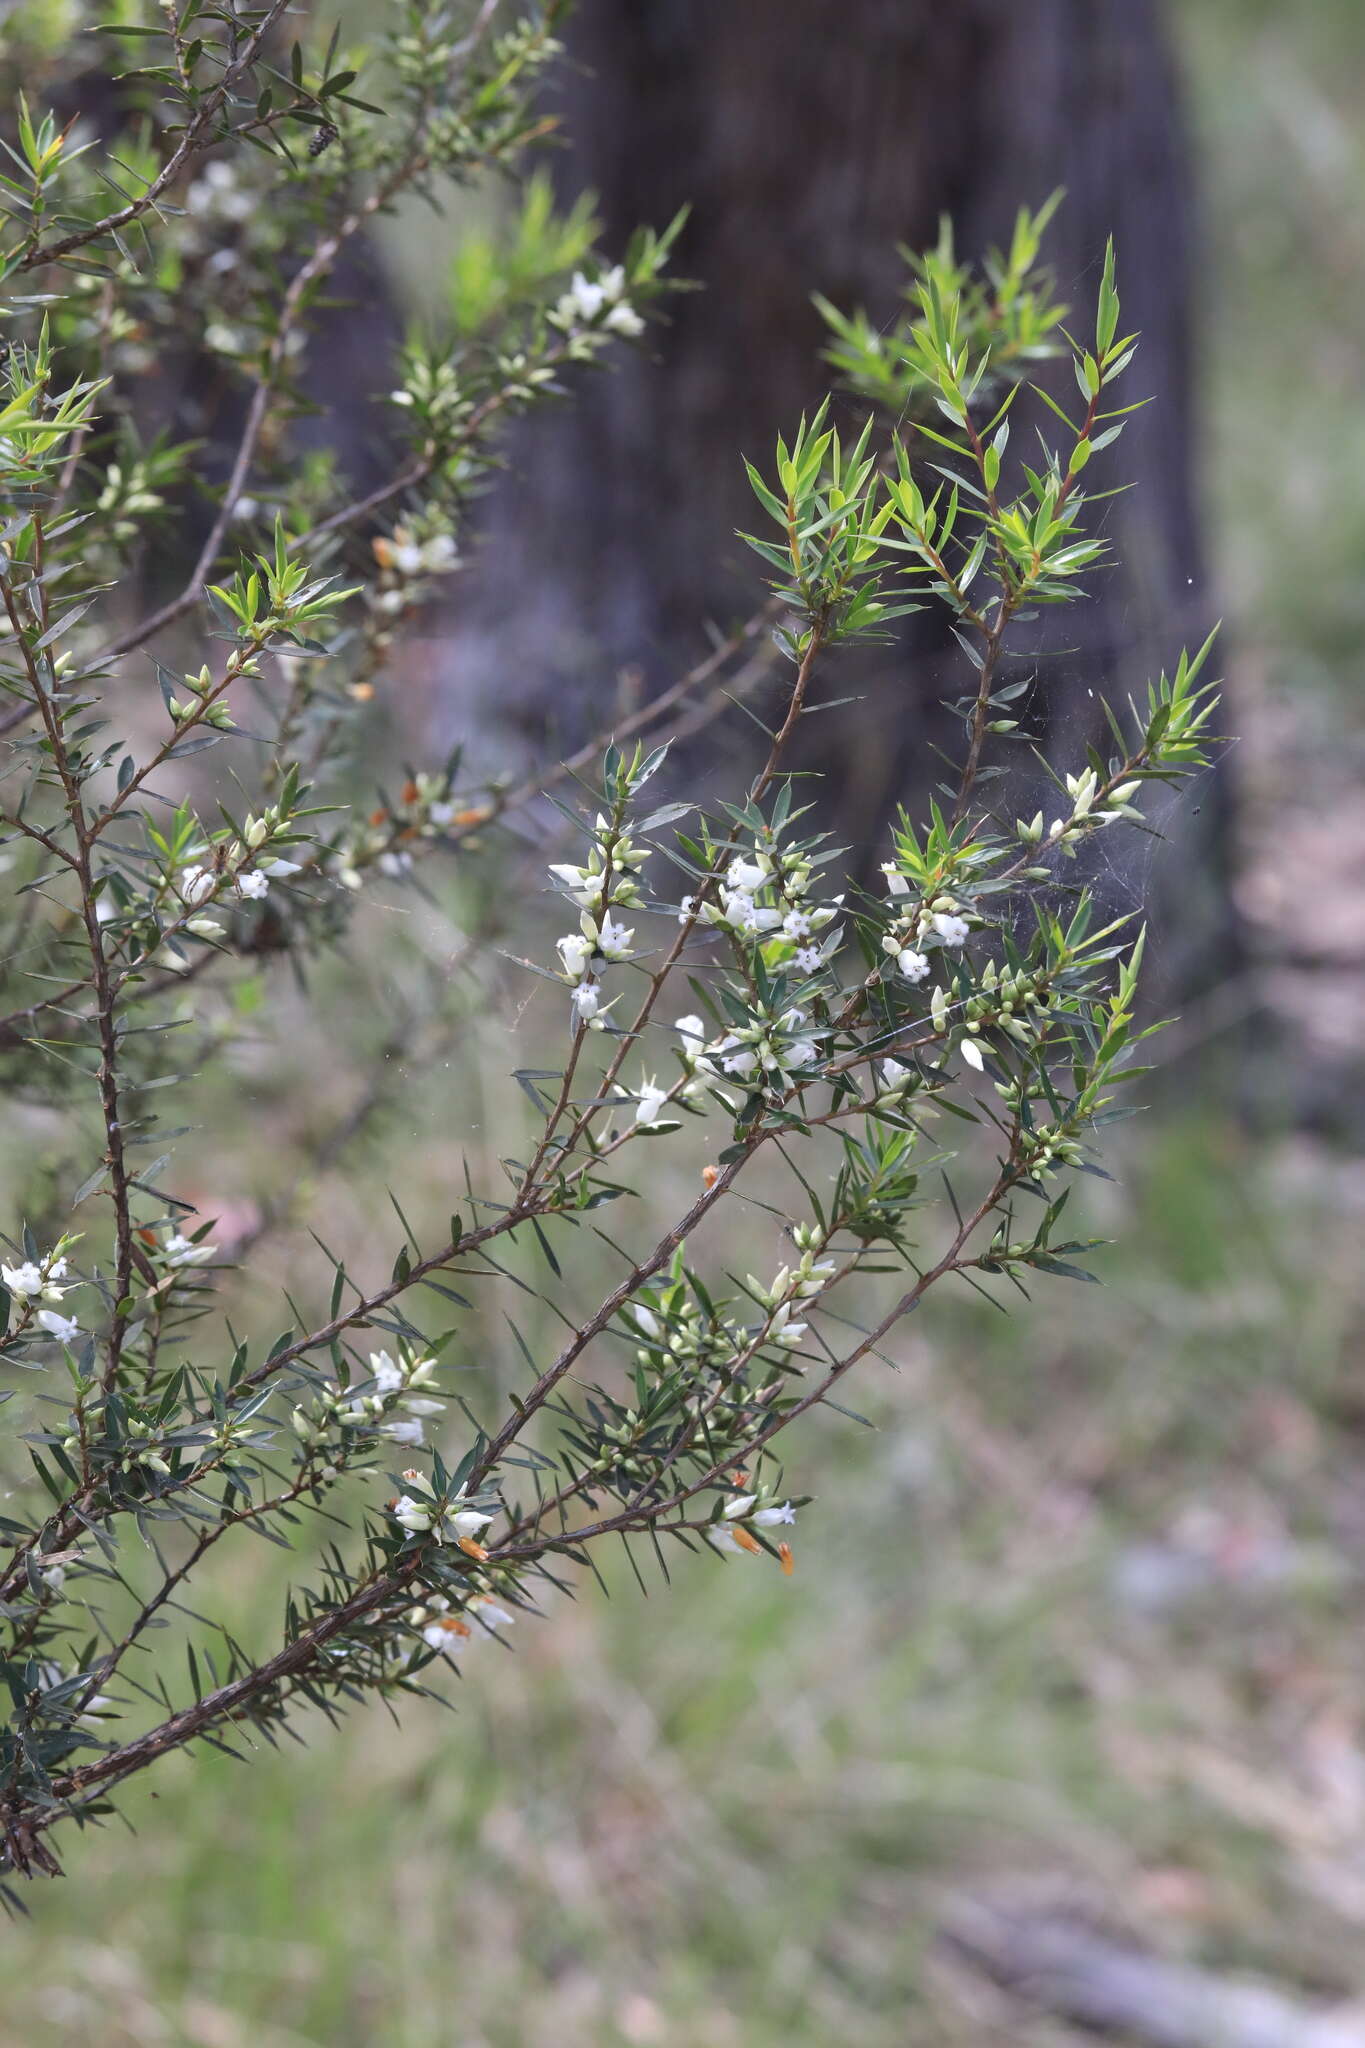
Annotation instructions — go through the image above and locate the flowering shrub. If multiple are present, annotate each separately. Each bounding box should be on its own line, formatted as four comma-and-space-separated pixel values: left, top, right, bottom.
0, 0, 1218, 1888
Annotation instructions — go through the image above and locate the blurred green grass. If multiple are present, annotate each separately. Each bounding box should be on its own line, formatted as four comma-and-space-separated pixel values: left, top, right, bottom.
8, 1089, 1364, 2045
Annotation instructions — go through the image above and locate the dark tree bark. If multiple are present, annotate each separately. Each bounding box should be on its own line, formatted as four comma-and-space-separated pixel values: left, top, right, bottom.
442, 0, 1236, 1000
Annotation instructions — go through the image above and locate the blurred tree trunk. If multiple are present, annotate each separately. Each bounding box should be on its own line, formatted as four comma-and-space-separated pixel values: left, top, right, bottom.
447, 0, 1237, 1000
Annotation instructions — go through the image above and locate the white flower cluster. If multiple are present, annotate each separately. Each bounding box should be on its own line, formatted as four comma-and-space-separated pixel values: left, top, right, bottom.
169, 809, 302, 938
626, 1286, 743, 1380
292, 1348, 443, 1454
690, 847, 840, 973
403, 1591, 516, 1664
1019, 1121, 1086, 1181
162, 1227, 218, 1269
627, 1230, 833, 1393
2, 1241, 81, 1344
390, 1470, 497, 1557
924, 956, 1054, 1076
551, 817, 649, 1025
1016, 768, 1143, 852
742, 1243, 837, 1359
552, 265, 645, 339
675, 1003, 823, 1097
326, 775, 471, 893
372, 523, 460, 612
94, 460, 164, 543
878, 863, 973, 986
707, 1488, 798, 1568
622, 1074, 678, 1129
388, 353, 464, 428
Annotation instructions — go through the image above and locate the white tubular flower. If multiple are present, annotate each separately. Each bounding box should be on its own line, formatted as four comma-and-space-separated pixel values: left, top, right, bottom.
932, 912, 970, 947
718, 1035, 758, 1078
723, 1493, 757, 1519
881, 863, 910, 896
879, 1057, 911, 1091
727, 856, 769, 894
548, 862, 604, 909
186, 916, 224, 940
421, 1593, 515, 1655
2, 1260, 43, 1298
752, 1501, 797, 1528
383, 1418, 425, 1448
930, 984, 949, 1032
785, 1038, 820, 1069
603, 302, 645, 338
178, 865, 216, 906
393, 1494, 433, 1535
403, 1396, 443, 1418
261, 859, 302, 879
706, 1522, 747, 1556
635, 1078, 671, 1127
794, 1259, 836, 1297
573, 274, 608, 319
632, 1304, 661, 1340
1065, 768, 1099, 817
166, 1233, 216, 1267
898, 947, 930, 983
557, 932, 594, 981
422, 534, 459, 573
37, 1309, 80, 1344
572, 981, 601, 1023
782, 907, 814, 940
597, 914, 634, 959
960, 1036, 985, 1071
237, 870, 269, 901
726, 894, 783, 936
794, 946, 825, 973
422, 1613, 471, 1656
769, 1303, 808, 1350
676, 1015, 719, 1086
47, 1256, 69, 1281
370, 1350, 404, 1393
468, 1594, 516, 1634
556, 270, 607, 323
440, 1489, 495, 1545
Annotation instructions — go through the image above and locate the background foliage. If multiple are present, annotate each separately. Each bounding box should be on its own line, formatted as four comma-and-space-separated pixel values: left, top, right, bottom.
1, 1, 1363, 2044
